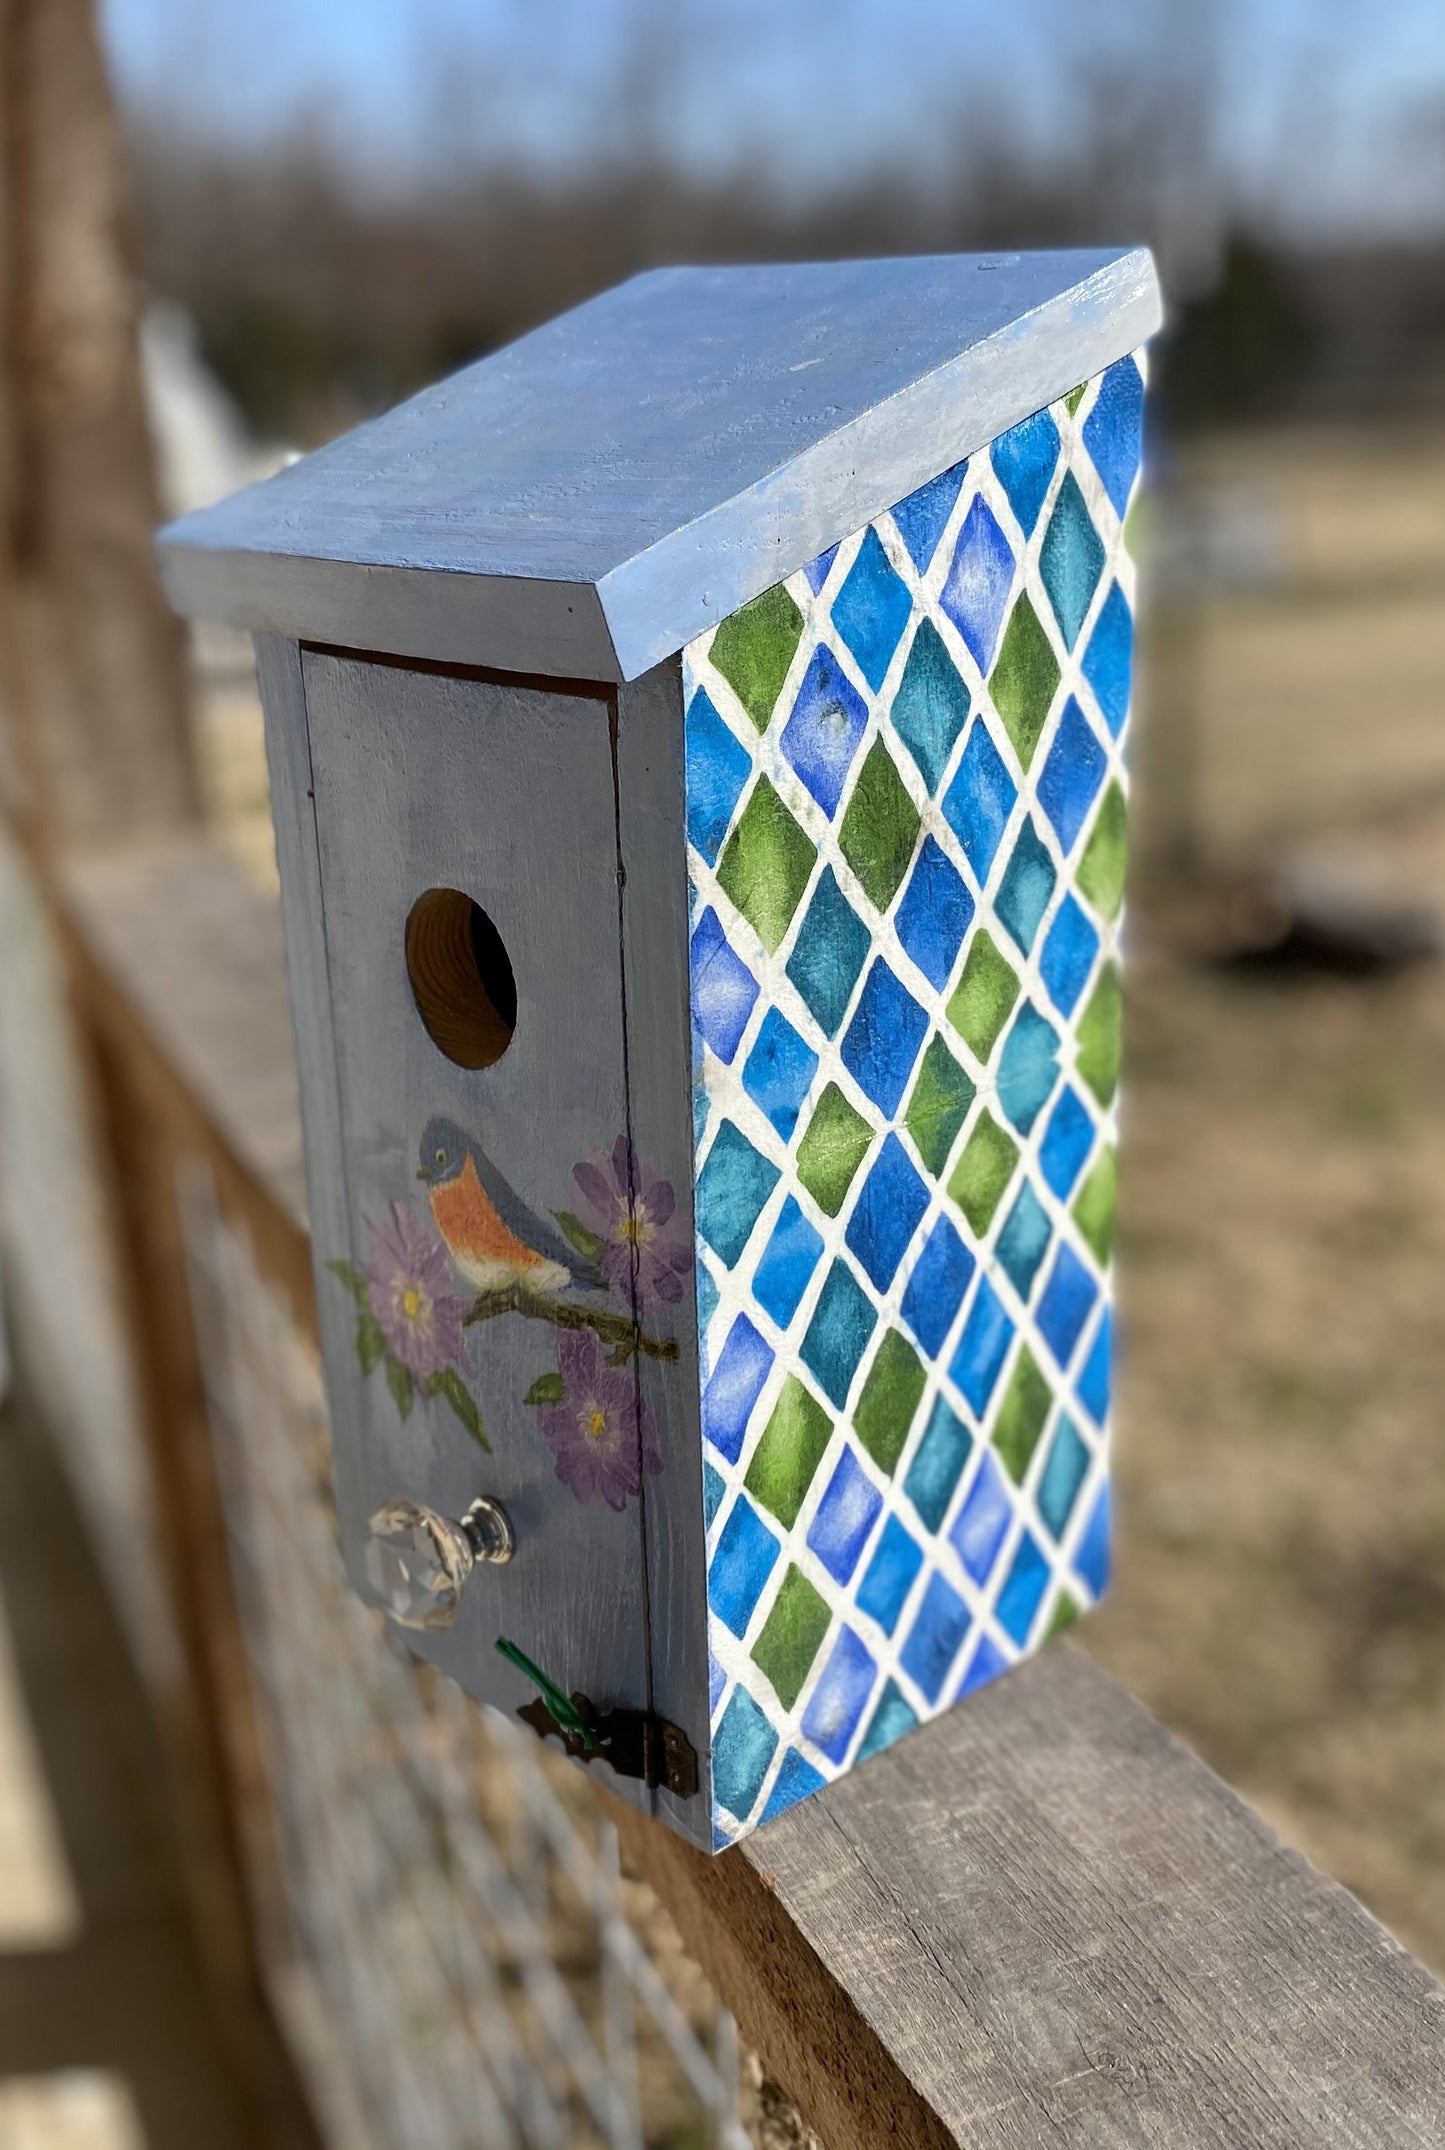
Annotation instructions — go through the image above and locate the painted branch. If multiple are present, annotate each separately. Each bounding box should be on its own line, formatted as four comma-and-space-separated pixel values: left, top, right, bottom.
463, 1282, 680, 1362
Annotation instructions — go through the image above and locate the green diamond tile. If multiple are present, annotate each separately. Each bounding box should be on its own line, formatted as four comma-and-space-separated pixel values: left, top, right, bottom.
993, 1346, 1052, 1482
709, 583, 804, 734
838, 738, 921, 913
1073, 1147, 1116, 1265
905, 1035, 976, 1180
989, 594, 1060, 772
1047, 1590, 1082, 1637
945, 930, 1019, 1063
1064, 383, 1088, 417
1077, 781, 1127, 923
947, 1111, 1019, 1236
745, 1376, 833, 1527
1077, 962, 1122, 1106
751, 1563, 831, 1708
853, 1328, 926, 1476
796, 1083, 874, 1217
716, 778, 817, 954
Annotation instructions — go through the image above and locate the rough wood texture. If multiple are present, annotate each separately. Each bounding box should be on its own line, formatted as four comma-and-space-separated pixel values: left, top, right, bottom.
61, 838, 1445, 2150
159, 250, 1161, 680
0, 0, 198, 845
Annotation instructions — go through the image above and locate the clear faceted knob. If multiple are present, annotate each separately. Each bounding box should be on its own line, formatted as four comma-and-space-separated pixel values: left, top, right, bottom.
364, 1495, 514, 1631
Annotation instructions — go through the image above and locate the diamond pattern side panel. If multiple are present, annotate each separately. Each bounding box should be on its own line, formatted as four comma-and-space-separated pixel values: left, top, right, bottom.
685, 353, 1146, 1845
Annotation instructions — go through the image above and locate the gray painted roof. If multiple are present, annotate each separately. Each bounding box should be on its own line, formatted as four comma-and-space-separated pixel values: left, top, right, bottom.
159, 248, 1160, 682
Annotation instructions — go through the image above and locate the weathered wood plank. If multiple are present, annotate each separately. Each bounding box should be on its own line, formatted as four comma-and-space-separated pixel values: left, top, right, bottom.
58, 837, 1445, 2150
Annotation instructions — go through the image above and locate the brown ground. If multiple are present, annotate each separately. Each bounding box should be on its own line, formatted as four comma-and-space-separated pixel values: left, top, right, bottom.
192, 418, 1445, 1979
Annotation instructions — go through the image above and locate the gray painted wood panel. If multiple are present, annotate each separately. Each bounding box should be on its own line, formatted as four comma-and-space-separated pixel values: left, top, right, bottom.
159, 250, 1161, 681
613, 656, 713, 1849
297, 649, 656, 1816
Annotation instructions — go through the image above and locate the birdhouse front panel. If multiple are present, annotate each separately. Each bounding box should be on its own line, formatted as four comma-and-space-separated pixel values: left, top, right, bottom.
684, 356, 1144, 1844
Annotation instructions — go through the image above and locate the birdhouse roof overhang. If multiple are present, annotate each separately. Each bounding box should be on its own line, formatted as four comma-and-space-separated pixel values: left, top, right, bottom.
158, 248, 1161, 685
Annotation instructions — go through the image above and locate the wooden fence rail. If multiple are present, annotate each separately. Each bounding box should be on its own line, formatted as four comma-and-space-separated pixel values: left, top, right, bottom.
50, 830, 1445, 2150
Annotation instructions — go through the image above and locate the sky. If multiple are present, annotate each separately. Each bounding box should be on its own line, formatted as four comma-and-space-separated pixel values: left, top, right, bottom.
101, 0, 1445, 239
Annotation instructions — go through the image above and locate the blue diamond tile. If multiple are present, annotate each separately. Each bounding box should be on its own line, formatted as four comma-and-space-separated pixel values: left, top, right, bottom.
1039, 1086, 1095, 1199
1083, 581, 1134, 738
1040, 894, 1100, 1019
899, 1571, 972, 1705
696, 1121, 780, 1268
713, 1685, 779, 1821
942, 720, 1018, 885
991, 407, 1061, 536
1039, 471, 1106, 651
800, 1261, 878, 1409
1076, 1309, 1111, 1427
1037, 1416, 1090, 1541
702, 1313, 775, 1463
1037, 697, 1107, 855
902, 1393, 973, 1532
1036, 1243, 1100, 1371
1073, 1481, 1111, 1597
840, 961, 928, 1117
998, 1002, 1061, 1135
949, 1277, 1014, 1417
752, 1196, 825, 1332
832, 526, 913, 690
995, 1530, 1050, 1646
696, 1255, 719, 1341
803, 542, 840, 595
759, 1747, 827, 1822
743, 1008, 819, 1139
995, 1181, 1052, 1302
891, 459, 967, 574
940, 496, 1015, 672
957, 1630, 1009, 1697
891, 619, 972, 796
845, 1133, 930, 1291
801, 1626, 877, 1763
807, 1445, 884, 1585
996, 818, 1057, 955
685, 689, 753, 866
856, 1679, 919, 1763
900, 1214, 975, 1358
786, 867, 871, 1037
895, 836, 975, 991
780, 645, 869, 819
703, 1462, 727, 1532
709, 1651, 727, 1716
1083, 358, 1144, 517
949, 1450, 1013, 1586
855, 1516, 924, 1635
709, 1497, 781, 1638
690, 907, 759, 1063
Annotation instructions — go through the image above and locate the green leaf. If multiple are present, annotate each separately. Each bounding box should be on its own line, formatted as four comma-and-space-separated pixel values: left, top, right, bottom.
356, 1307, 385, 1375
328, 1258, 369, 1303
550, 1209, 606, 1264
384, 1354, 414, 1421
523, 1370, 566, 1408
426, 1367, 492, 1450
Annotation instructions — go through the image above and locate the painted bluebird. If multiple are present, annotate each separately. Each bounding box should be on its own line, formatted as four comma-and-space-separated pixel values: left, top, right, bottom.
417, 1116, 605, 1297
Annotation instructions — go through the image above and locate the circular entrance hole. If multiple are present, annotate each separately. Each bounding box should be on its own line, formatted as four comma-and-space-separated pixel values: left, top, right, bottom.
405, 888, 517, 1070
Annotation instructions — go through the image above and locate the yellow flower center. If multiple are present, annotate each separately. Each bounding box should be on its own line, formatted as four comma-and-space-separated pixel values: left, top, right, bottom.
587, 1406, 609, 1442
401, 1284, 425, 1322
621, 1213, 648, 1244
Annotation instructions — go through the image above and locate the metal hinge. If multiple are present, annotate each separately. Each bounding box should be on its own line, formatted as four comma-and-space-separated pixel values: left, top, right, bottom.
498, 1637, 699, 1799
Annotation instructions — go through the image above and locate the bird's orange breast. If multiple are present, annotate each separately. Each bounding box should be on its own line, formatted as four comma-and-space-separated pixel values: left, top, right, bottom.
430, 1155, 540, 1269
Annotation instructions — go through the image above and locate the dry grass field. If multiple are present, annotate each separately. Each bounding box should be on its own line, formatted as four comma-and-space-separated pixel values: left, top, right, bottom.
191, 418, 1445, 1972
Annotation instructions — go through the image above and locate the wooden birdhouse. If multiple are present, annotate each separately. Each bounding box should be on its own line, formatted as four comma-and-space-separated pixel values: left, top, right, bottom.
159, 250, 1161, 1851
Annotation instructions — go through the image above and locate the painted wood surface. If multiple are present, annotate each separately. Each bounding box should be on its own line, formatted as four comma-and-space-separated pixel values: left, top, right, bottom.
62, 836, 1445, 2147
158, 251, 1161, 681
297, 650, 661, 1817
614, 655, 713, 1847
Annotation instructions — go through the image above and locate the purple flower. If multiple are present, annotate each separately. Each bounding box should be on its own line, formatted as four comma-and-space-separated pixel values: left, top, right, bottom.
366, 1202, 470, 1379
573, 1136, 693, 1310
537, 1329, 663, 1511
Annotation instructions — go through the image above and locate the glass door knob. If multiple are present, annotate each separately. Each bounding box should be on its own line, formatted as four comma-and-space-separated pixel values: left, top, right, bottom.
364, 1495, 514, 1631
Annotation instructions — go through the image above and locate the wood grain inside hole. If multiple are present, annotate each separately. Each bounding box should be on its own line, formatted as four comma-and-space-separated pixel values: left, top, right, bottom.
405, 887, 516, 1070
